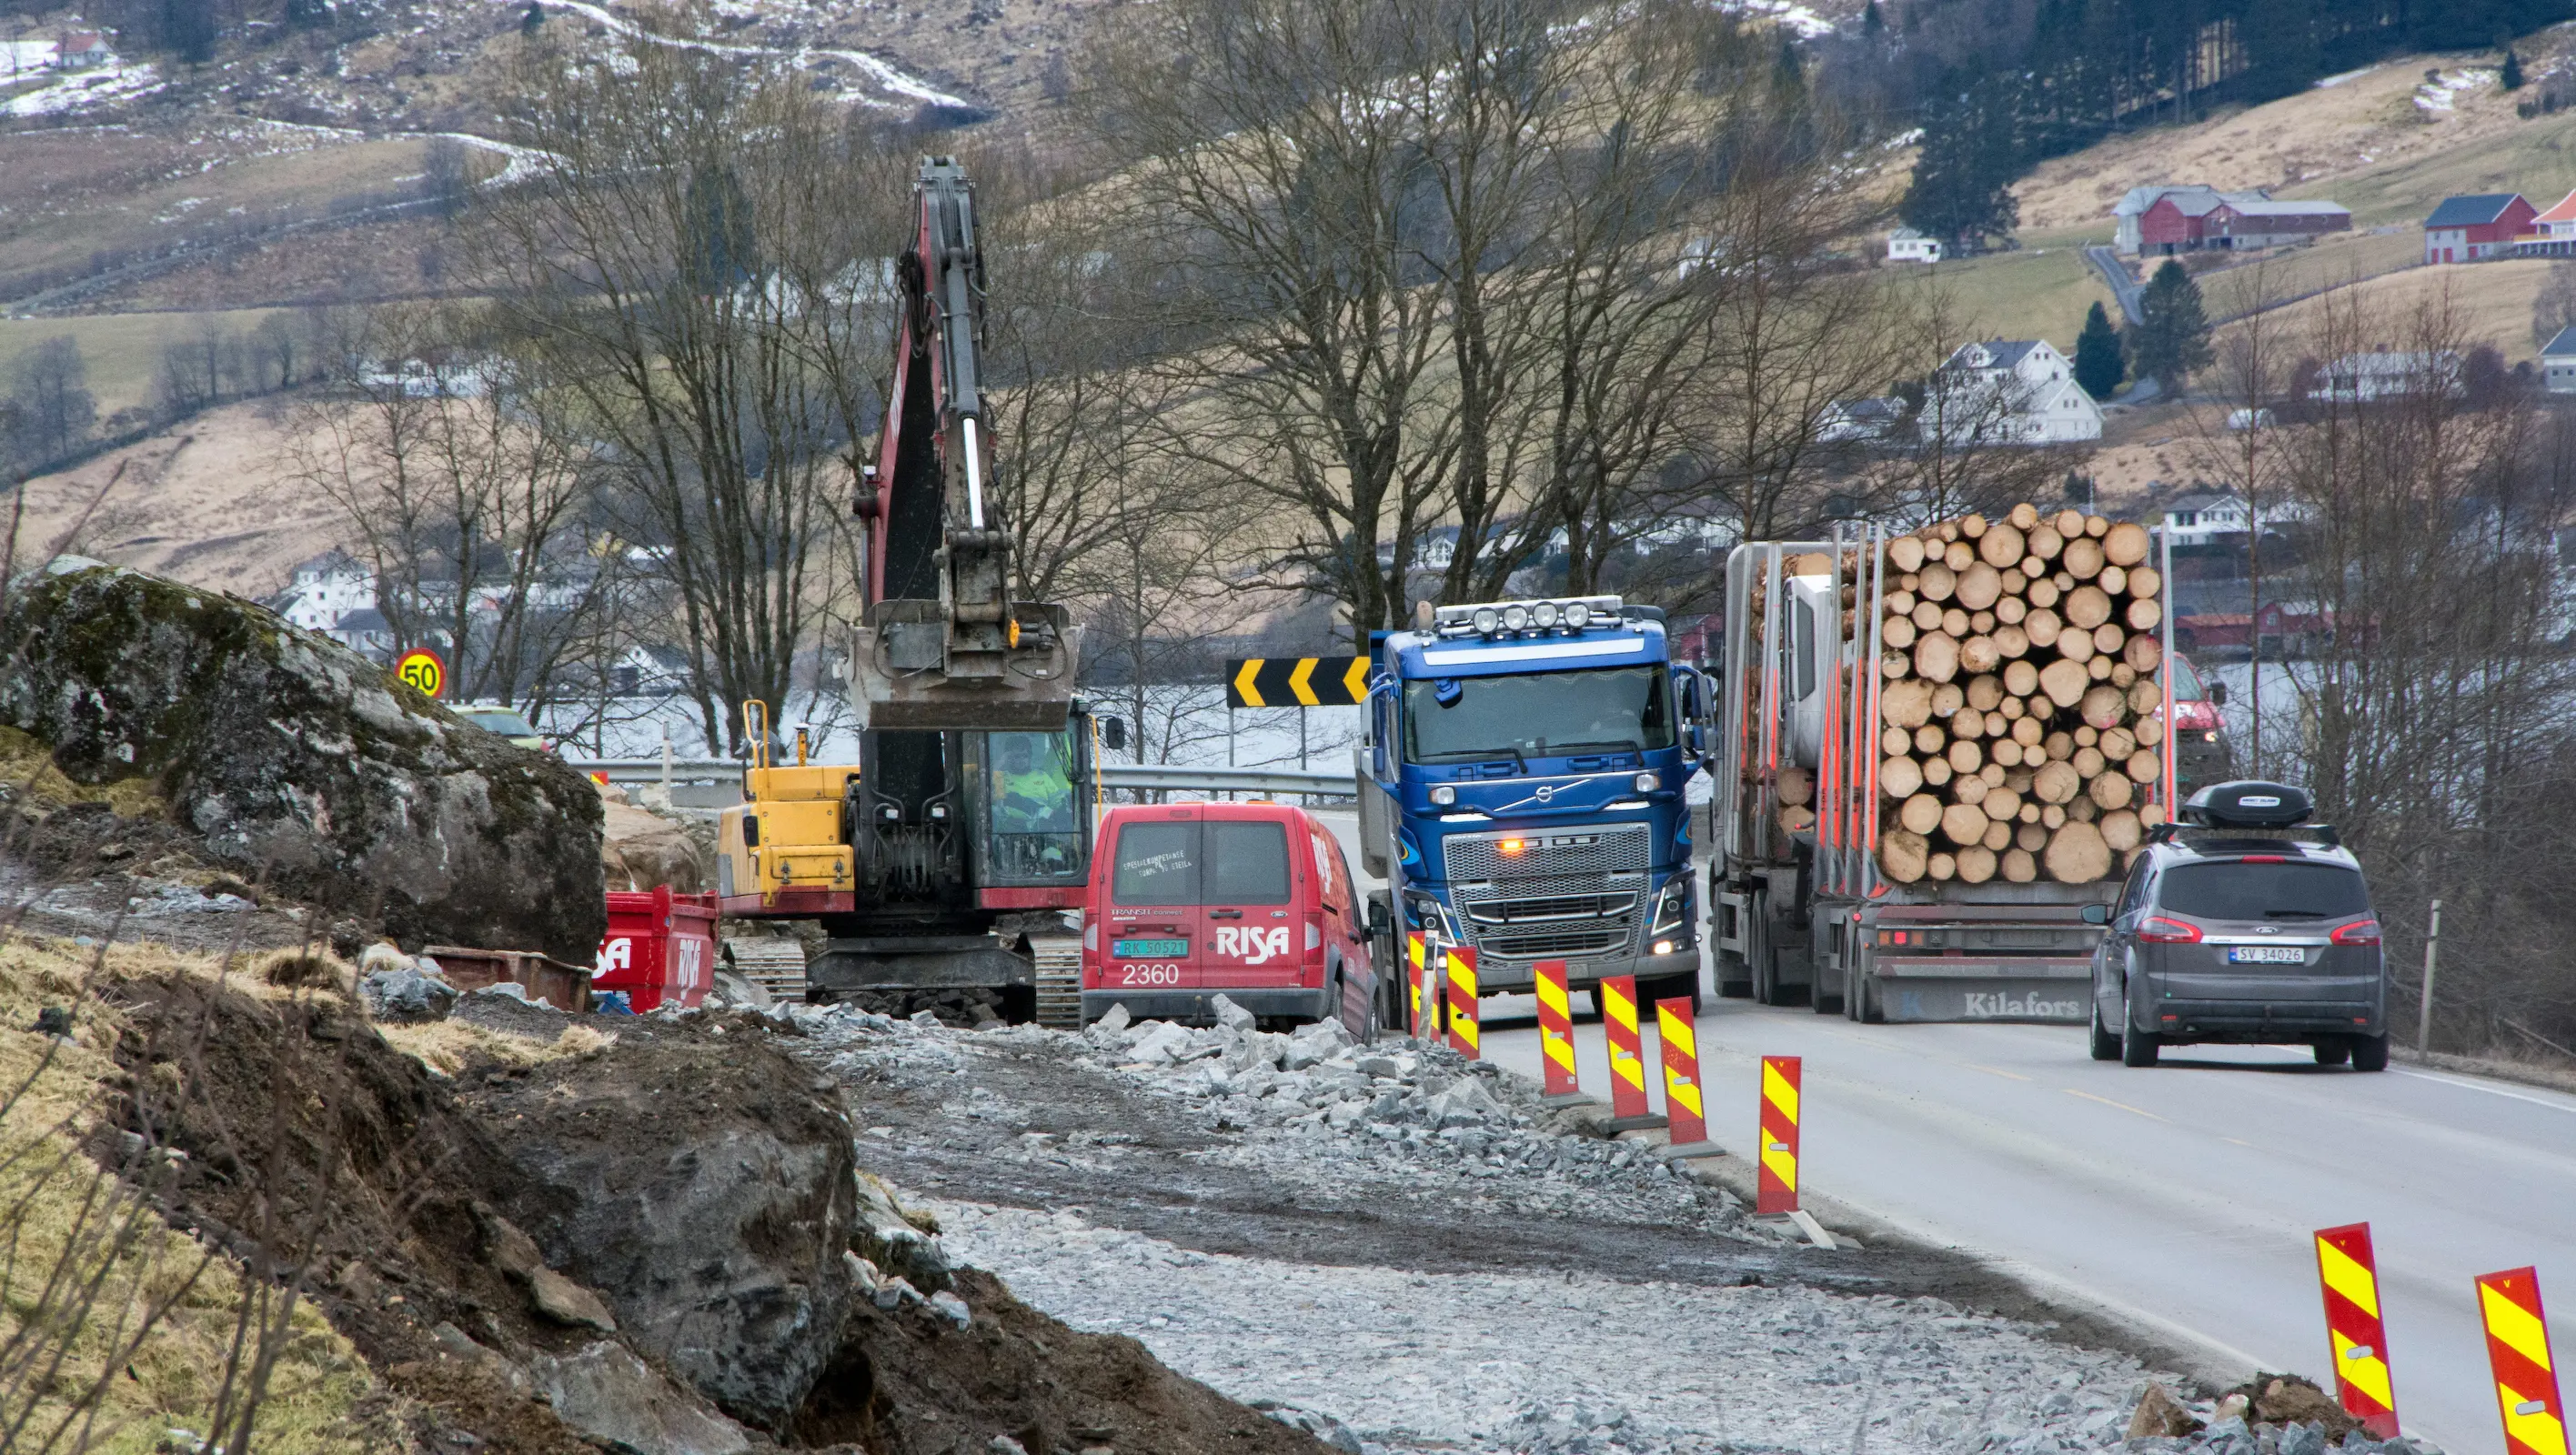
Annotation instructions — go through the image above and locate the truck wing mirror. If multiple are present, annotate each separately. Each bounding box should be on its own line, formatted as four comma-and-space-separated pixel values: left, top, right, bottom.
1366, 898, 1391, 938
2208, 680, 2229, 706
2079, 903, 2110, 926
1101, 715, 1128, 752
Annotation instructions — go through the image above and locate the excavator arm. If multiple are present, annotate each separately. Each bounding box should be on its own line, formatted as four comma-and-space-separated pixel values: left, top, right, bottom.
851, 156, 1079, 730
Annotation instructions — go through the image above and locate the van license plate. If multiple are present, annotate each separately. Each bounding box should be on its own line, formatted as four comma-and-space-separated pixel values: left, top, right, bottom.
1114, 938, 1189, 958
2229, 947, 2307, 964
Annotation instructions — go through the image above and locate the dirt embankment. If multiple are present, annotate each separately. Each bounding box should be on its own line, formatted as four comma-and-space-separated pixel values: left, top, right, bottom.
26, 937, 1337, 1455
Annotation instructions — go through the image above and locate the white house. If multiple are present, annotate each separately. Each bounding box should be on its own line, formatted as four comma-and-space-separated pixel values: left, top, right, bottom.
1920, 339, 2104, 445
2545, 328, 2576, 395
2307, 349, 2465, 403
52, 31, 111, 69
2159, 490, 2252, 548
271, 550, 377, 632
1887, 227, 1942, 264
1819, 396, 1907, 442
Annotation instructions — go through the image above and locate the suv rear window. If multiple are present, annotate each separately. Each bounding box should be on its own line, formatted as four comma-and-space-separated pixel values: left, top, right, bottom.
2158, 861, 2369, 921
1110, 820, 1293, 906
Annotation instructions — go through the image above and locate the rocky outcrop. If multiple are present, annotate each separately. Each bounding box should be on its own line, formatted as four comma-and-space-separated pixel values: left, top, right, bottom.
0, 560, 604, 960
457, 1001, 863, 1434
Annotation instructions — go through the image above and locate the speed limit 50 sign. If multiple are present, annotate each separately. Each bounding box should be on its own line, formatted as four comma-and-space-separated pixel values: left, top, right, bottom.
396, 648, 447, 699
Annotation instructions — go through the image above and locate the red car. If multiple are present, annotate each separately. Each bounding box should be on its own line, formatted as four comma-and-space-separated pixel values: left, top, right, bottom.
1082, 802, 1378, 1034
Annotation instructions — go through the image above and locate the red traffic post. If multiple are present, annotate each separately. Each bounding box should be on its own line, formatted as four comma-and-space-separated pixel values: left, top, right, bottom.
1756, 1054, 1801, 1215
1534, 960, 1584, 1103
1444, 943, 1480, 1059
2312, 1223, 2401, 1439
1656, 998, 1720, 1159
2478, 1266, 2570, 1455
1601, 975, 1665, 1132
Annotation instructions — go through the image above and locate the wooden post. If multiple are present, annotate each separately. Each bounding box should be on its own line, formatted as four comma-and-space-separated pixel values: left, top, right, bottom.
2417, 898, 2442, 1056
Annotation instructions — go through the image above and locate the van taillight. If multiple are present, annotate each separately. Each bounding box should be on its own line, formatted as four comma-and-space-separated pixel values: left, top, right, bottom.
2137, 917, 2201, 943
2330, 919, 2382, 946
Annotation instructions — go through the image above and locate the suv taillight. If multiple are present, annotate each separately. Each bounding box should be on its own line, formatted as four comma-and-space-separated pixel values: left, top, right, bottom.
2330, 919, 2382, 947
2137, 916, 2202, 943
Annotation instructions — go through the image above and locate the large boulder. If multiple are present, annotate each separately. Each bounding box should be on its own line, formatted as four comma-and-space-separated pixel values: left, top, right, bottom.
0, 560, 604, 960
458, 1004, 863, 1434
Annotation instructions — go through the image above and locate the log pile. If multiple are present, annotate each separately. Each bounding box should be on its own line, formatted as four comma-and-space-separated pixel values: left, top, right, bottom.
1861, 506, 2168, 886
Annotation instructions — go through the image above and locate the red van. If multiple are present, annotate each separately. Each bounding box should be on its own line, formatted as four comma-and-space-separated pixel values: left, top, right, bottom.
1082, 802, 1379, 1034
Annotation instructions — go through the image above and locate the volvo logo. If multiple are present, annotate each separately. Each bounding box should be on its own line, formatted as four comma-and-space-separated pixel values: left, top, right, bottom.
1534, 784, 1555, 801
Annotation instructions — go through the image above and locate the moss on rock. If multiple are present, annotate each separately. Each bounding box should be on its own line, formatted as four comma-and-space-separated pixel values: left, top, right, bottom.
1, 563, 604, 960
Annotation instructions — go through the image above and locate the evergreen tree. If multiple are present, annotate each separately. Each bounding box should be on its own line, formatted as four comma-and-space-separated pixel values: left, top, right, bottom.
159, 0, 216, 63
1772, 35, 1805, 104
522, 0, 544, 34
2504, 47, 2526, 90
1863, 0, 1885, 35
2073, 301, 2125, 399
2131, 261, 2213, 387
2240, 0, 2323, 102
1899, 75, 2020, 251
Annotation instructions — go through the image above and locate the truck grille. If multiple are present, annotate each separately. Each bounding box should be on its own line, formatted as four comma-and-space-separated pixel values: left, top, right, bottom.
1444, 825, 1651, 881
1476, 926, 1635, 958
1462, 891, 1639, 925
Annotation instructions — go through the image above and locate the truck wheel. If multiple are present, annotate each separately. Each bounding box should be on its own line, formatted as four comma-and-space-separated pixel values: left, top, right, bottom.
2120, 997, 2159, 1068
2089, 1008, 2119, 1061
2311, 1039, 2350, 1067
2349, 1035, 2390, 1072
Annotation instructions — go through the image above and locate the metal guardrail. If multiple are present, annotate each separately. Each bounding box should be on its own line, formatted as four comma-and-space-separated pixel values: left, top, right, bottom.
567, 758, 1355, 808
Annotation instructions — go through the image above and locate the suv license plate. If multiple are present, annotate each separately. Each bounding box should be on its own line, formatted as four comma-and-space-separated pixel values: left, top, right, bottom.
2229, 946, 2307, 964
1113, 938, 1189, 958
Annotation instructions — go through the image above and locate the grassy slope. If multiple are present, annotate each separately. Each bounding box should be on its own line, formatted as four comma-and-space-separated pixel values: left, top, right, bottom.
0, 308, 292, 416
1956, 37, 2576, 354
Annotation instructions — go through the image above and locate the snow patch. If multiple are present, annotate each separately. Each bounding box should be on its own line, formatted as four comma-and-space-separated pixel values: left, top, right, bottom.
2, 60, 161, 117
2312, 63, 2380, 88
2415, 68, 2494, 112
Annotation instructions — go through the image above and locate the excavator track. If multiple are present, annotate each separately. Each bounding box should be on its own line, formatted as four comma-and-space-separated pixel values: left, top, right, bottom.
1029, 934, 1083, 1029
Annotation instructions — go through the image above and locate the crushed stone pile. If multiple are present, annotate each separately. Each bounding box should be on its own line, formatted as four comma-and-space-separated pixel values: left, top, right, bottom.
789, 997, 1787, 1247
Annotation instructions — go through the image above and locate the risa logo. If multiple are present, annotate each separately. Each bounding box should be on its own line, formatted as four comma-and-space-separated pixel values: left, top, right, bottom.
1214, 926, 1293, 964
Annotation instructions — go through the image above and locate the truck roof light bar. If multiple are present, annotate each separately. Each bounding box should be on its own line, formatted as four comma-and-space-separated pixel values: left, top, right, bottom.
1431, 596, 1625, 638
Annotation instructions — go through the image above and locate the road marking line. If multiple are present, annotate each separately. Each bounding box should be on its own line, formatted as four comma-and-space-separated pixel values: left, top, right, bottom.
2223, 1137, 2256, 1148
2394, 1069, 2576, 1115
2065, 1089, 2168, 1122
1967, 1063, 2033, 1082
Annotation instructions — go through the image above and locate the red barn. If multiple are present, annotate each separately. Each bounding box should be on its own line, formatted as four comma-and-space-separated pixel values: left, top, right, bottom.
2423, 194, 2536, 263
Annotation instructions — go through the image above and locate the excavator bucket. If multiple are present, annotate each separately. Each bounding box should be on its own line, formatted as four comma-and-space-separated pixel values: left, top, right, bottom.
850, 603, 1082, 730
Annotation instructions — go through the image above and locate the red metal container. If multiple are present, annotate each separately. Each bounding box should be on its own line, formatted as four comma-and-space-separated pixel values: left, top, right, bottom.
596, 886, 721, 1011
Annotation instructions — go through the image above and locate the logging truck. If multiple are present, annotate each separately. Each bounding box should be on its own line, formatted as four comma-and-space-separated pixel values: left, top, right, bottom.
1706, 506, 2183, 1024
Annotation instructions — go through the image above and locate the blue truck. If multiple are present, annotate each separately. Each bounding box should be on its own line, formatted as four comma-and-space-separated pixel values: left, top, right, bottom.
1353, 596, 1712, 1019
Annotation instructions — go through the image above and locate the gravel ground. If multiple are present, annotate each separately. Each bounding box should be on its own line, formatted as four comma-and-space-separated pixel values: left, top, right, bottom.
772, 1002, 2441, 1455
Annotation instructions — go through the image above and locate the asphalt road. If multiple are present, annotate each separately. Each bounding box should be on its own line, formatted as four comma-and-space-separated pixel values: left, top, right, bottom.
1301, 807, 2571, 1454
1471, 995, 2574, 1455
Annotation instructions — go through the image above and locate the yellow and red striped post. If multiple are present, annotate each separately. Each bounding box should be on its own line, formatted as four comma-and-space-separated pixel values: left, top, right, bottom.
1535, 960, 1582, 1101
1656, 998, 1719, 1158
2313, 1223, 2401, 1438
2479, 1267, 2569, 1455
1601, 975, 1665, 1130
1445, 943, 1479, 1059
1756, 1054, 1801, 1214
1406, 931, 1432, 1039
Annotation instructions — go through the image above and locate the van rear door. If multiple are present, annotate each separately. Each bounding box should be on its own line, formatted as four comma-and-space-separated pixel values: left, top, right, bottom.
1199, 810, 1301, 991
1104, 808, 1200, 994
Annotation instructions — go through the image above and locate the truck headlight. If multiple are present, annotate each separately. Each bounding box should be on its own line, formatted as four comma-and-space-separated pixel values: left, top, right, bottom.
1430, 785, 1455, 806
1473, 607, 1499, 635
1502, 604, 1530, 631
1565, 601, 1591, 627
1650, 874, 1691, 936
1532, 601, 1561, 627
1635, 771, 1661, 792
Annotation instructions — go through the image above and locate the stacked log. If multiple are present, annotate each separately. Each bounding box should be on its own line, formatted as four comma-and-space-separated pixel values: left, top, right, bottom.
1865, 506, 2167, 887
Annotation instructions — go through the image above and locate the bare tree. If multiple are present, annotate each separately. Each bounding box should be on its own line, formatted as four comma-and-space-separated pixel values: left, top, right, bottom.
2188, 258, 2294, 776
473, 20, 908, 752
4, 336, 96, 469
286, 302, 629, 730
1858, 279, 2084, 525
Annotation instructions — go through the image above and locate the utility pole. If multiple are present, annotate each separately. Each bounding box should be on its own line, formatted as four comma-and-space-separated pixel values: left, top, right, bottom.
2416, 898, 2442, 1055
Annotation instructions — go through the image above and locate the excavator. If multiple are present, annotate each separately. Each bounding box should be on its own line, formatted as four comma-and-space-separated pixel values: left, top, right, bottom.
714, 157, 1097, 1025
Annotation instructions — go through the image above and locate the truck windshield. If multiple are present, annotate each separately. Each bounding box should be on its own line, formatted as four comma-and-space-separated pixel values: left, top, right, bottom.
1403, 666, 1674, 764
2158, 862, 2368, 920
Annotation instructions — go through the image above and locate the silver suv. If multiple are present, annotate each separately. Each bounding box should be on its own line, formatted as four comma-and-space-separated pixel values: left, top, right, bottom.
2082, 782, 2386, 1070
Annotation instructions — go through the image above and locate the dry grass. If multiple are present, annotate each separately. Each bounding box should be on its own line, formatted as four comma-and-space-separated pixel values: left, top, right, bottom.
0, 726, 164, 818
1897, 241, 2123, 356
2222, 257, 2554, 359
0, 932, 379, 1454
0, 309, 297, 418
7, 395, 353, 599
2012, 43, 2570, 234
374, 1018, 619, 1078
